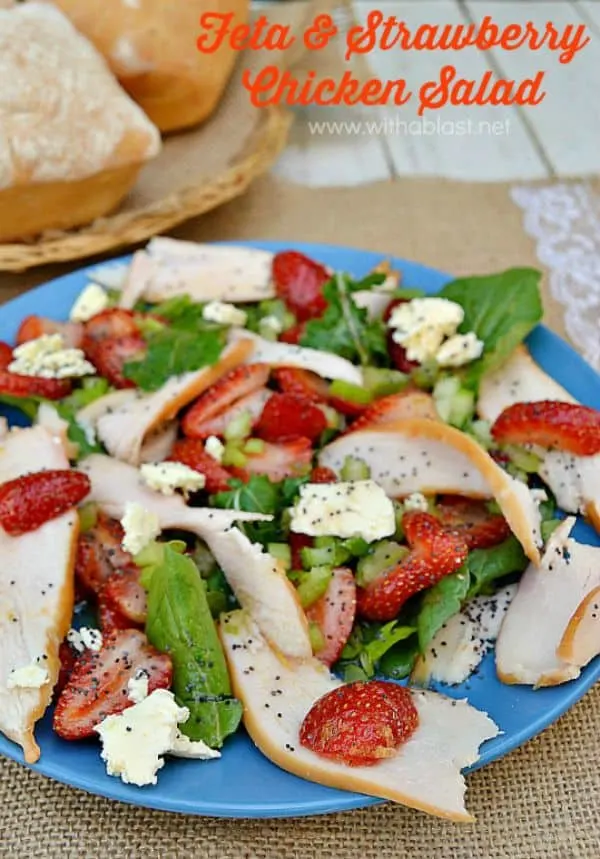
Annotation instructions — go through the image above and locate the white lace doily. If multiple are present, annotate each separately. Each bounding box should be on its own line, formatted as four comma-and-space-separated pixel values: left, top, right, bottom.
511, 183, 600, 371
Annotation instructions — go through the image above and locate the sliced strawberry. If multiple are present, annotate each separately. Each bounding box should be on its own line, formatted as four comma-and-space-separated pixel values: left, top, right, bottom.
56, 640, 78, 696
182, 389, 271, 440
306, 567, 356, 666
82, 309, 139, 361
279, 323, 306, 345
299, 680, 418, 767
93, 334, 146, 389
182, 364, 270, 438
231, 437, 313, 483
289, 532, 312, 571
169, 438, 233, 493
436, 495, 511, 550
16, 315, 83, 349
310, 466, 338, 484
101, 565, 147, 625
0, 342, 13, 370
327, 393, 367, 418
491, 401, 600, 457
53, 629, 172, 740
273, 251, 330, 322
0, 370, 72, 401
357, 512, 468, 621
0, 470, 90, 536
75, 512, 133, 595
383, 298, 419, 374
255, 393, 327, 443
346, 390, 438, 433
98, 594, 138, 634
272, 367, 329, 403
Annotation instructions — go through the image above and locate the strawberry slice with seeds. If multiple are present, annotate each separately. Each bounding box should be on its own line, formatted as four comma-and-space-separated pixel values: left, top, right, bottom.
169, 438, 233, 493
255, 392, 327, 443
98, 594, 140, 634
357, 512, 468, 622
181, 388, 271, 440
279, 322, 306, 345
300, 680, 419, 767
0, 470, 90, 536
56, 640, 78, 696
346, 390, 438, 433
272, 367, 329, 403
310, 466, 338, 484
306, 567, 356, 666
0, 342, 13, 370
436, 495, 511, 550
16, 315, 83, 349
53, 629, 172, 740
182, 364, 270, 438
273, 251, 330, 322
231, 437, 313, 483
491, 400, 600, 456
82, 308, 140, 362
75, 512, 133, 595
0, 369, 72, 401
93, 334, 147, 389
101, 565, 147, 625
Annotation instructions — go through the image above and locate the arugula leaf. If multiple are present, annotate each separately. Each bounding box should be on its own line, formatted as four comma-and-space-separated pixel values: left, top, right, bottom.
124, 326, 226, 391
378, 637, 420, 680
144, 544, 242, 747
149, 295, 206, 328
337, 620, 416, 681
440, 268, 543, 385
301, 273, 388, 366
466, 536, 528, 599
56, 377, 110, 458
417, 569, 470, 652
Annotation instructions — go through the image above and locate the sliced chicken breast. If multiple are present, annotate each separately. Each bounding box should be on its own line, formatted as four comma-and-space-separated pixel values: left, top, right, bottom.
319, 418, 542, 563
496, 518, 600, 686
80, 456, 310, 659
221, 610, 499, 822
95, 339, 253, 464
0, 427, 78, 763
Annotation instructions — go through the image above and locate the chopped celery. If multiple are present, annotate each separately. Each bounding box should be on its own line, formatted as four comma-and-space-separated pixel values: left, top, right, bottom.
503, 444, 541, 473
301, 542, 351, 569
222, 444, 247, 468
309, 621, 326, 654
411, 360, 439, 390
314, 536, 337, 549
328, 379, 373, 406
340, 455, 371, 481
356, 541, 409, 587
135, 541, 166, 570
319, 404, 343, 429
393, 500, 406, 540
268, 542, 292, 570
470, 419, 493, 448
433, 376, 475, 428
224, 411, 253, 442
362, 366, 410, 398
296, 566, 332, 608
77, 502, 98, 533
243, 438, 265, 455
342, 536, 371, 557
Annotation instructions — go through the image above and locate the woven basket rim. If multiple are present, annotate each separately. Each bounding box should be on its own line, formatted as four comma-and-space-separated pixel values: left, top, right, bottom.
0, 105, 291, 273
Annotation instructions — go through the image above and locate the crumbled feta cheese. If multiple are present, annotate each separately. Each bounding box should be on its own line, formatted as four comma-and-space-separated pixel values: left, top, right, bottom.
9, 334, 96, 379
404, 492, 429, 512
121, 502, 161, 555
203, 301, 247, 327
95, 689, 193, 787
204, 435, 225, 463
259, 315, 283, 336
7, 663, 49, 690
290, 480, 395, 543
388, 298, 465, 364
140, 461, 206, 497
169, 732, 221, 760
127, 669, 150, 704
436, 332, 484, 368
69, 283, 109, 323
67, 627, 103, 654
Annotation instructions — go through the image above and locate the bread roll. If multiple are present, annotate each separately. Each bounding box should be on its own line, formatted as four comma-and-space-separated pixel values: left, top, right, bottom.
48, 0, 250, 133
0, 3, 161, 243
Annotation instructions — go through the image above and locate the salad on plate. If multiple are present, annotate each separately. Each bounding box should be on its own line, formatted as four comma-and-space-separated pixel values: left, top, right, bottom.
0, 238, 599, 822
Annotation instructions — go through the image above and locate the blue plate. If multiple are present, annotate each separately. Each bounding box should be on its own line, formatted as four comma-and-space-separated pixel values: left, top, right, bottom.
1, 241, 599, 818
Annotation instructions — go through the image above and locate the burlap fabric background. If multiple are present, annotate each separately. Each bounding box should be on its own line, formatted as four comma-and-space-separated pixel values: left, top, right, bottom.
1, 176, 599, 858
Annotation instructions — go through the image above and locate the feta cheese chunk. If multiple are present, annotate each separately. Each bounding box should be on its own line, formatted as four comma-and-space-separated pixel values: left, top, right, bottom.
388, 298, 465, 363
7, 663, 49, 690
436, 332, 484, 368
203, 301, 247, 327
127, 669, 150, 704
95, 689, 195, 787
204, 435, 225, 463
404, 492, 429, 512
169, 732, 221, 760
9, 334, 96, 379
70, 283, 110, 323
290, 480, 395, 543
120, 502, 161, 555
258, 315, 283, 338
67, 627, 103, 654
140, 461, 206, 497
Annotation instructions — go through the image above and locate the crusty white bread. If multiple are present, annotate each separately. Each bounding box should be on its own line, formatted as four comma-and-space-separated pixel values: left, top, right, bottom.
47, 0, 250, 132
0, 2, 160, 241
